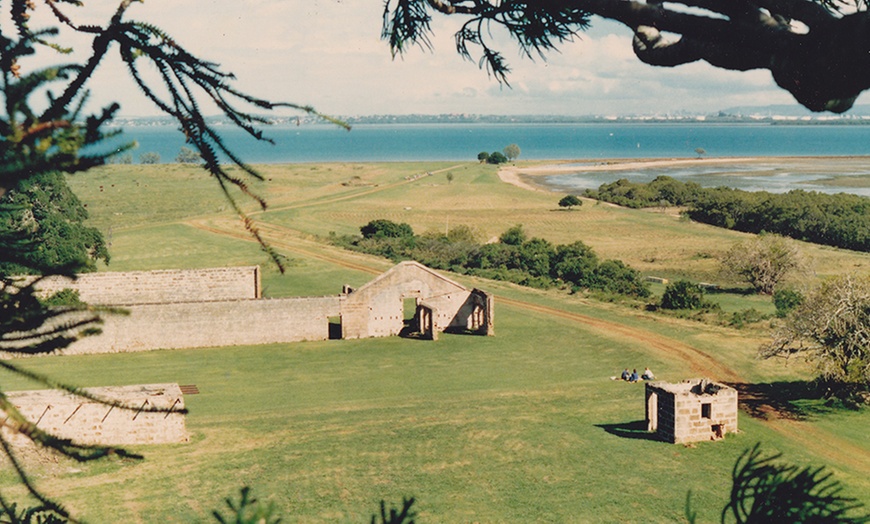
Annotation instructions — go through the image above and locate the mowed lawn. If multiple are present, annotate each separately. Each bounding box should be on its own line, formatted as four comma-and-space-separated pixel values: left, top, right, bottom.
5, 304, 830, 523
13, 161, 865, 522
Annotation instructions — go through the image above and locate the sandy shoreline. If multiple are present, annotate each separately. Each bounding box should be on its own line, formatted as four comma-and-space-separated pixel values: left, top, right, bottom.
498, 155, 870, 193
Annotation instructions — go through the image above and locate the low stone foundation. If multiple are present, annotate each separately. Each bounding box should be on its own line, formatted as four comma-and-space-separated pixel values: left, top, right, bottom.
3, 383, 189, 446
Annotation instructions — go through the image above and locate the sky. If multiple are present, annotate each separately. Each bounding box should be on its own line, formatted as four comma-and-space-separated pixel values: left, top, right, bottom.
20, 0, 856, 118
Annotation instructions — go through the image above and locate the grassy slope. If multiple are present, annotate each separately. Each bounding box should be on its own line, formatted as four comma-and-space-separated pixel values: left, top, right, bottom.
16, 161, 864, 522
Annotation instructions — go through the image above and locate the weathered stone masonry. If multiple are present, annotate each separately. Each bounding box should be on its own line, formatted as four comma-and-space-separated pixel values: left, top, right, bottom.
28, 261, 493, 355
645, 379, 738, 444
5, 263, 492, 446
3, 384, 188, 446
33, 266, 261, 305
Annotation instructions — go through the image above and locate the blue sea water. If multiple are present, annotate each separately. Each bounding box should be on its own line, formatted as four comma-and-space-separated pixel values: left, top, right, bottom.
111, 122, 870, 164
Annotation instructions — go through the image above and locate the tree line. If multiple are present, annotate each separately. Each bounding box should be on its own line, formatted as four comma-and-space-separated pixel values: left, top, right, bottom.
584, 176, 870, 252
334, 220, 650, 298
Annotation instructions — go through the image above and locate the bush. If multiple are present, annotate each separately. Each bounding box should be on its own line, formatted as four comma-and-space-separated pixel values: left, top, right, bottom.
499, 224, 527, 246
139, 152, 161, 164
487, 151, 508, 164
773, 287, 804, 317
558, 195, 582, 209
590, 259, 651, 298
729, 308, 769, 328
661, 280, 706, 310
360, 219, 414, 239
175, 146, 201, 164
40, 289, 85, 308
335, 220, 649, 299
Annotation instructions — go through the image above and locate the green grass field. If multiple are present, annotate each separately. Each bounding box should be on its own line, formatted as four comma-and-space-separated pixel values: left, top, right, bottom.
5, 161, 866, 522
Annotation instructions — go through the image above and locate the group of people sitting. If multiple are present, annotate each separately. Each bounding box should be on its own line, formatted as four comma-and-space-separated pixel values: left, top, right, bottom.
620, 367, 655, 383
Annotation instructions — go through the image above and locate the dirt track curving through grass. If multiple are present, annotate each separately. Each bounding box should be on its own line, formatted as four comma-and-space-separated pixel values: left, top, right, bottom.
186, 217, 870, 476
187, 217, 741, 383
496, 296, 742, 382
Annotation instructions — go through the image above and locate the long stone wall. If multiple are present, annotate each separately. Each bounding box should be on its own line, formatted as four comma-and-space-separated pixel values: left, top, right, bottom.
5, 262, 491, 356
65, 296, 342, 354
3, 384, 188, 446
31, 266, 261, 305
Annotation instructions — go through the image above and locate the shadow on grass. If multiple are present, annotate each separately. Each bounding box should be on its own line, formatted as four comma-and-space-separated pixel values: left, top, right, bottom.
595, 420, 660, 441
728, 381, 833, 421
706, 286, 756, 296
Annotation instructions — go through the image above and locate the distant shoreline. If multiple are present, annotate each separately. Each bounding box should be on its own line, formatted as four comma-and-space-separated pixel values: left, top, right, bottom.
499, 155, 870, 194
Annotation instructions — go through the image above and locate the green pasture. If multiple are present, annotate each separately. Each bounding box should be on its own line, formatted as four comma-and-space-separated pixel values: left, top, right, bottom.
12, 160, 863, 521
10, 303, 867, 522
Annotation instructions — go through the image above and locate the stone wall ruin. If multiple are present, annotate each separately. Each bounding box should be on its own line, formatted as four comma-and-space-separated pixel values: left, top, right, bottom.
21, 261, 493, 356
3, 384, 188, 446
645, 379, 738, 444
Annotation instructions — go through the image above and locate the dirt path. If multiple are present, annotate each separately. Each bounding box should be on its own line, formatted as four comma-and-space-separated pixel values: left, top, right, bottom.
185, 218, 869, 476
186, 217, 740, 382
248, 163, 470, 217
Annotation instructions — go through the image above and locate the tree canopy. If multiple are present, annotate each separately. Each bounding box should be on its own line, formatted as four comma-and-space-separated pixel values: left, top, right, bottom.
761, 274, 870, 389
558, 195, 582, 209
0, 172, 108, 275
720, 234, 807, 294
383, 0, 870, 113
503, 143, 520, 161
0, 0, 339, 518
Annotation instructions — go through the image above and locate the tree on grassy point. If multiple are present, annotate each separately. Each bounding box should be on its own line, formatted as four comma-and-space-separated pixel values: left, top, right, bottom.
503, 143, 520, 161
176, 146, 201, 164
487, 151, 508, 165
477, 151, 490, 163
139, 152, 161, 164
383, 1, 870, 114
761, 274, 870, 390
558, 195, 582, 210
720, 234, 807, 295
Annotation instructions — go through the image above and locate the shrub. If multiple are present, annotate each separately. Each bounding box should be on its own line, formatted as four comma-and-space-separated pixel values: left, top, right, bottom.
360, 219, 414, 239
139, 152, 161, 164
175, 146, 201, 163
558, 195, 582, 209
487, 151, 508, 164
661, 280, 706, 310
773, 287, 804, 318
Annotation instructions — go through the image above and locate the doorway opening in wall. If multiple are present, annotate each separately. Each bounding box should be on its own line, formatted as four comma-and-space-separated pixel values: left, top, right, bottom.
328, 316, 342, 340
399, 297, 420, 338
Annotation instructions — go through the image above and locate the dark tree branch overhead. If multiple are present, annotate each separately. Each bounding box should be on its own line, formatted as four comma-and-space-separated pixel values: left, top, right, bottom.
383, 0, 870, 112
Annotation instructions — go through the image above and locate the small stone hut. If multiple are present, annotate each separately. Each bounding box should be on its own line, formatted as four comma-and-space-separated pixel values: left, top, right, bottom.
645, 379, 738, 444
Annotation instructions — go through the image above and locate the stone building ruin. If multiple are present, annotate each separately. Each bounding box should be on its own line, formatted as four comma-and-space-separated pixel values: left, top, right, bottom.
2, 263, 492, 447
24, 261, 493, 355
645, 379, 738, 444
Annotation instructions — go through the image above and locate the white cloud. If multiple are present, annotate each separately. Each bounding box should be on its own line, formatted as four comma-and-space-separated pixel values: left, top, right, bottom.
19, 1, 833, 117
